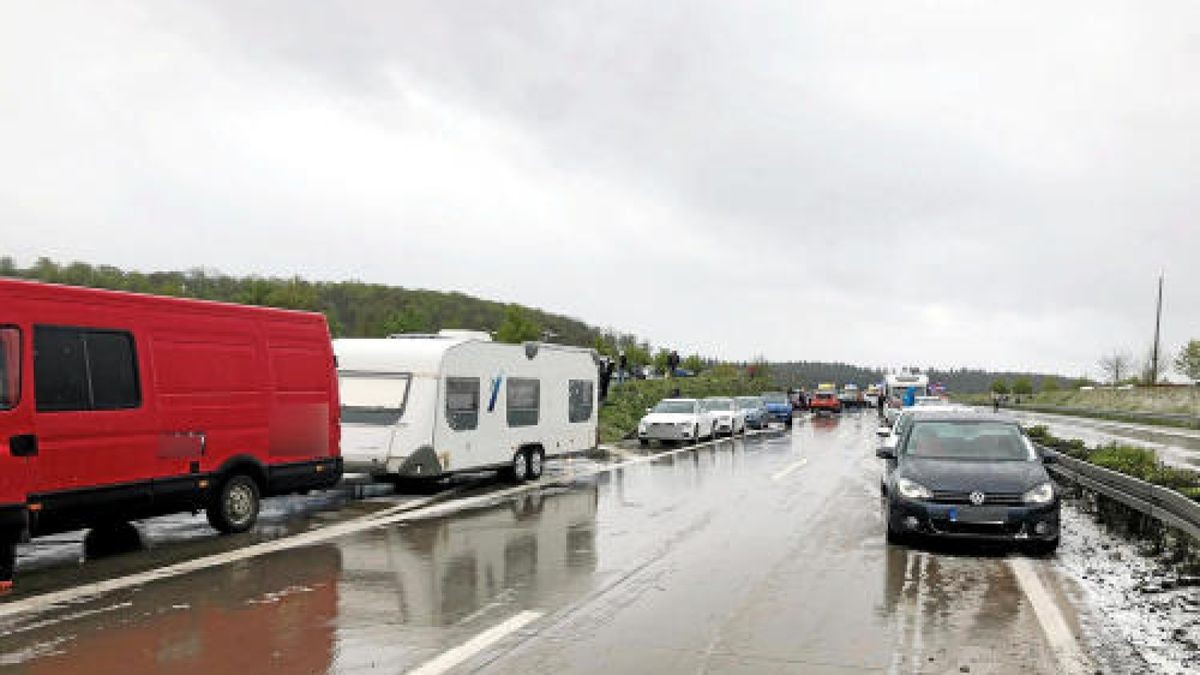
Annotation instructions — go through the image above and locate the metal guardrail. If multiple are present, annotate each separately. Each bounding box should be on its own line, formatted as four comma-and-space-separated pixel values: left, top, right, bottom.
1008, 403, 1200, 430
1041, 445, 1200, 542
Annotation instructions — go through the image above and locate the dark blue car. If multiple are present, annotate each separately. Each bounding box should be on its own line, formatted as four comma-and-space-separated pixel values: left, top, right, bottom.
760, 391, 793, 428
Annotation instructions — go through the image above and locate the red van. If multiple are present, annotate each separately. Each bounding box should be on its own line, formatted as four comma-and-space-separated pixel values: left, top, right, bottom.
0, 279, 342, 586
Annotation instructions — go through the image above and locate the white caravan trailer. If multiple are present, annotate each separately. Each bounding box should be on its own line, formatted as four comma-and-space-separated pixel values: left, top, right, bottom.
334, 331, 599, 482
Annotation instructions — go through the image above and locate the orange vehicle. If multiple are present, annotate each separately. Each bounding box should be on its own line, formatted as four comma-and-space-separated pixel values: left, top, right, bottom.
809, 384, 842, 415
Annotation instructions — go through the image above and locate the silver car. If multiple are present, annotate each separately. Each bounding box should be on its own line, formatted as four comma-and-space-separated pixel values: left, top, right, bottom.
638, 398, 717, 446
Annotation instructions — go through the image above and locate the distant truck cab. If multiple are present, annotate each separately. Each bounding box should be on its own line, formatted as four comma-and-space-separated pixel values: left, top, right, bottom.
334, 332, 598, 483
0, 279, 342, 585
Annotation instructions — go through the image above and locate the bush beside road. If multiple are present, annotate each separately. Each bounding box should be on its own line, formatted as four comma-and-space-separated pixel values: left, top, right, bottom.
599, 374, 778, 443
1025, 425, 1200, 503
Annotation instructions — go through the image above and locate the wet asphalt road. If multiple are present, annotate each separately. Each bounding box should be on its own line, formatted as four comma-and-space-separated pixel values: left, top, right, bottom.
1, 412, 1095, 674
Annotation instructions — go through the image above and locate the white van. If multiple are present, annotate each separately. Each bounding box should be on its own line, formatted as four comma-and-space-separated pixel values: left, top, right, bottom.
334, 331, 599, 482
883, 371, 930, 423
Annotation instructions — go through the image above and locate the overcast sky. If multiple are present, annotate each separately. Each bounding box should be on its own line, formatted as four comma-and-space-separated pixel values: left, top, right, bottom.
2, 1, 1197, 376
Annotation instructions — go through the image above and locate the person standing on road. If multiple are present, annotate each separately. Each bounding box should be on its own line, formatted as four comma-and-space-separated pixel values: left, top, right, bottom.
877, 390, 886, 419
617, 350, 628, 385
599, 358, 613, 402
667, 350, 680, 378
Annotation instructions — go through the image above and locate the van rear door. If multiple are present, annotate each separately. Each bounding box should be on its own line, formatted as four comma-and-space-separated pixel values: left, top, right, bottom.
0, 325, 33, 514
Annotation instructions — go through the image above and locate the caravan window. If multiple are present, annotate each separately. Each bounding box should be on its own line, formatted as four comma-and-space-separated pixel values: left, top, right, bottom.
446, 377, 480, 431
569, 379, 594, 423
339, 372, 411, 425
507, 378, 540, 427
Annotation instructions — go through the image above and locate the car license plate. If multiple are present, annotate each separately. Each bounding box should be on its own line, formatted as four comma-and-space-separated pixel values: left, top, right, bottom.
948, 506, 1006, 524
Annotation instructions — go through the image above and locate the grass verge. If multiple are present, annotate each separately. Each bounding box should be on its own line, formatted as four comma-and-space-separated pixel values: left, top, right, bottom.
1024, 424, 1200, 503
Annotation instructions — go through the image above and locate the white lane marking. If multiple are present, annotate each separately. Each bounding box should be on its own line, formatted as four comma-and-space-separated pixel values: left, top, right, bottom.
1007, 558, 1088, 673
1, 430, 785, 621
770, 457, 808, 482
407, 610, 543, 675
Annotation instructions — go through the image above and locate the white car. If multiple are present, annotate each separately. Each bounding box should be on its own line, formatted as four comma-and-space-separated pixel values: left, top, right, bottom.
702, 396, 747, 436
638, 398, 716, 446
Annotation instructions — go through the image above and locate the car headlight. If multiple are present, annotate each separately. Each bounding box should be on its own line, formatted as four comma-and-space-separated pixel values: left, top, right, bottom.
896, 477, 933, 500
1023, 482, 1054, 504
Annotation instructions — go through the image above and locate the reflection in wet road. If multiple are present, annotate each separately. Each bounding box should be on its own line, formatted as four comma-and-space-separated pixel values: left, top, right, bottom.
1, 413, 1091, 674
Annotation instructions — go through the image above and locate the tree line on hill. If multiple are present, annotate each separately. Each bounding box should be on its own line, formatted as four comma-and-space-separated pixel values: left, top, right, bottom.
3, 256, 1077, 392
0, 256, 647, 350
769, 361, 1070, 395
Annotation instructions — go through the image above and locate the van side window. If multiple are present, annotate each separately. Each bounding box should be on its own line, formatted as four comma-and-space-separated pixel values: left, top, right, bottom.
0, 327, 19, 410
568, 379, 593, 423
34, 326, 141, 412
506, 378, 539, 427
446, 377, 480, 431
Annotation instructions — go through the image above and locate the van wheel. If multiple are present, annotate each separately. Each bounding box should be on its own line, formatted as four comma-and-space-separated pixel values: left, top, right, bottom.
206, 474, 261, 534
526, 447, 545, 480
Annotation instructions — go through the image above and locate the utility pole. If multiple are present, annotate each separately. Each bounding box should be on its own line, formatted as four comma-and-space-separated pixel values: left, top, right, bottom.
1150, 273, 1164, 385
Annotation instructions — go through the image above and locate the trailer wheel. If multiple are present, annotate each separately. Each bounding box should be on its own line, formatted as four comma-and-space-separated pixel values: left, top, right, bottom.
526, 447, 545, 480
206, 473, 261, 534
505, 451, 529, 483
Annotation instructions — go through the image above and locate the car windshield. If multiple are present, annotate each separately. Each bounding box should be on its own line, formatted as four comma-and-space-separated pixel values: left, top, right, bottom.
339, 373, 412, 425
815, 392, 834, 400
761, 393, 787, 404
704, 398, 734, 411
903, 421, 1036, 461
0, 327, 19, 410
653, 400, 696, 414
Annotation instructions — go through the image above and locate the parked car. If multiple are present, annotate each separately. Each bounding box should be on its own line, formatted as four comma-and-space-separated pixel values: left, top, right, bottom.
0, 279, 343, 587
877, 411, 1059, 553
761, 391, 794, 427
735, 396, 770, 430
335, 331, 598, 483
702, 396, 746, 436
838, 384, 863, 409
638, 398, 715, 446
809, 390, 842, 415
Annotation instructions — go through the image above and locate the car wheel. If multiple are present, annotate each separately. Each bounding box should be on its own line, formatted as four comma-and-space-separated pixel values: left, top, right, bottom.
206, 473, 261, 534
526, 447, 545, 480
885, 519, 906, 545
639, 438, 649, 447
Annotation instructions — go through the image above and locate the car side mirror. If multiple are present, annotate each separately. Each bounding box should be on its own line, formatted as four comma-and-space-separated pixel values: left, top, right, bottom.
1041, 453, 1056, 465
875, 447, 896, 460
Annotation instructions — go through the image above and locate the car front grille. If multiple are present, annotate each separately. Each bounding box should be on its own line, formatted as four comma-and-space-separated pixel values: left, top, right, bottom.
929, 490, 1024, 506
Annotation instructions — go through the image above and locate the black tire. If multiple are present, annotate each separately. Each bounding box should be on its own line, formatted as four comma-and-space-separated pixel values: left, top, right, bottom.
1026, 537, 1060, 556
638, 439, 650, 447
505, 450, 530, 483
526, 447, 545, 480
885, 520, 906, 545
206, 473, 261, 534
